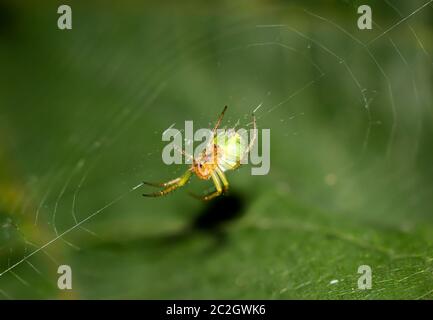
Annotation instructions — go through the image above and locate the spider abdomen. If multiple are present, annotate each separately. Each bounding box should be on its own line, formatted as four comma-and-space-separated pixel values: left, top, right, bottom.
214, 131, 247, 172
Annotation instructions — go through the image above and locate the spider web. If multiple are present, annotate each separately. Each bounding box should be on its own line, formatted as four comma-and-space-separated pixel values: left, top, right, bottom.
0, 0, 433, 299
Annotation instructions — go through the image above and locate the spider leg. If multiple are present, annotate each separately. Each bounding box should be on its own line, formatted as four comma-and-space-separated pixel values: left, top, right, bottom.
215, 167, 229, 194
202, 105, 228, 158
173, 144, 194, 162
143, 170, 192, 197
212, 105, 228, 134
189, 172, 223, 201
143, 177, 181, 188
241, 111, 257, 163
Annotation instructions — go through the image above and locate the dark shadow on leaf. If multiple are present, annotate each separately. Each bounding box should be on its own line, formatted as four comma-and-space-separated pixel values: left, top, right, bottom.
89, 191, 246, 254
191, 191, 245, 232
154, 191, 246, 252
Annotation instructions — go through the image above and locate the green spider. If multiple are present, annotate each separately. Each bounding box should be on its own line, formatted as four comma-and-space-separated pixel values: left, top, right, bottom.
143, 106, 256, 200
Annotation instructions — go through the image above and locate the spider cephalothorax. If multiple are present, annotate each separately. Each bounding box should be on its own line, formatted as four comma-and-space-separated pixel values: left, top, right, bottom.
143, 106, 256, 200
193, 160, 217, 180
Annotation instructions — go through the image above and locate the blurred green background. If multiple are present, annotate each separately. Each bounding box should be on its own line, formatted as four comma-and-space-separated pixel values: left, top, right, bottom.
0, 0, 433, 299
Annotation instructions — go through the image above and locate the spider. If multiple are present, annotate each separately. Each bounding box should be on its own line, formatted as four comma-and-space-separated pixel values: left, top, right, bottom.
143, 106, 256, 200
